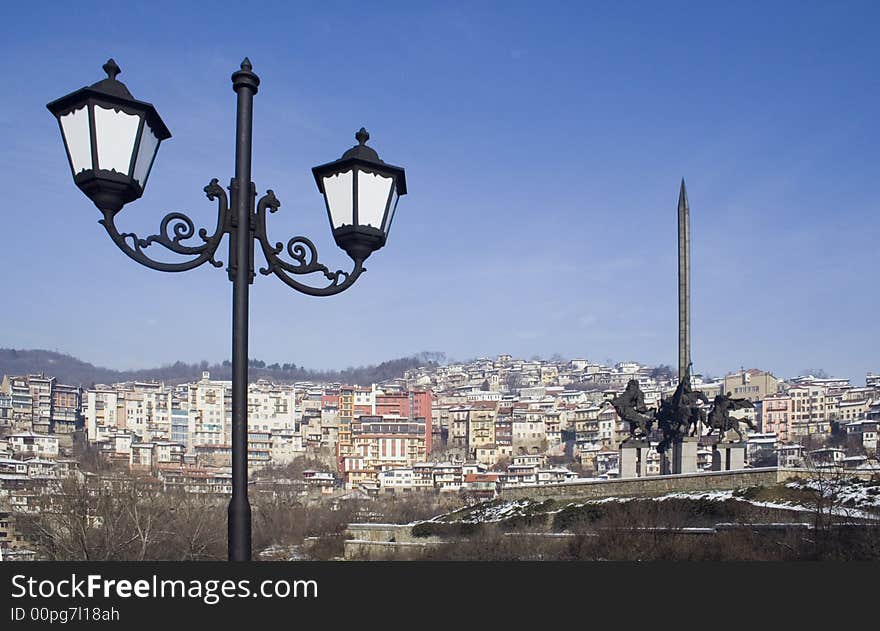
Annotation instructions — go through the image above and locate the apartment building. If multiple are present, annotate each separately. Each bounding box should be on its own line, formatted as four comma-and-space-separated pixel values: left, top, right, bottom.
247, 380, 296, 433
846, 420, 878, 451
336, 385, 374, 469
349, 415, 429, 480
788, 384, 831, 437
375, 389, 433, 453
573, 405, 601, 447
761, 393, 792, 442
0, 392, 12, 427
8, 432, 60, 458
512, 413, 546, 455
448, 405, 471, 449
188, 373, 231, 443
467, 402, 498, 457
838, 399, 870, 422
723, 369, 779, 402
51, 384, 82, 435
2, 374, 81, 435
83, 388, 120, 441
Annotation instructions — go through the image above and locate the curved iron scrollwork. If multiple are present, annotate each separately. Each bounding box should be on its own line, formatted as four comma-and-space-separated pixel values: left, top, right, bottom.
96, 179, 364, 296
255, 189, 365, 296
98, 179, 228, 273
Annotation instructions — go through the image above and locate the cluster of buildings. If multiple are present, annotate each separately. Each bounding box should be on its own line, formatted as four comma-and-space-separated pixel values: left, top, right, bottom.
1, 358, 878, 499
0, 375, 80, 436
375, 455, 578, 497
0, 372, 438, 492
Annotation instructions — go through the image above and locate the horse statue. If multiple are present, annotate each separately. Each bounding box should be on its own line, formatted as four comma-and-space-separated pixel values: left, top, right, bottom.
611, 379, 654, 440
705, 392, 755, 441
656, 367, 708, 453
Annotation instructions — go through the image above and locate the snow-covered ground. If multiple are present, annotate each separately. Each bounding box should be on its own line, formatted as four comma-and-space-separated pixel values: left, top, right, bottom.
431, 478, 880, 525
786, 478, 880, 510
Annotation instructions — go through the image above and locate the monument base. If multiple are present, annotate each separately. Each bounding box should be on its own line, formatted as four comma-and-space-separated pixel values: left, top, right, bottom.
711, 442, 746, 471
660, 436, 699, 475
619, 439, 650, 478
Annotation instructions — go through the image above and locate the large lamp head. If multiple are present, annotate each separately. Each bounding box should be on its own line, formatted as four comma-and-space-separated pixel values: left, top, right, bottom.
46, 59, 171, 215
312, 128, 407, 262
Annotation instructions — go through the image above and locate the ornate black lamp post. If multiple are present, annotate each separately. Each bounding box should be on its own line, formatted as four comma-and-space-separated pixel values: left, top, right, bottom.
47, 58, 407, 561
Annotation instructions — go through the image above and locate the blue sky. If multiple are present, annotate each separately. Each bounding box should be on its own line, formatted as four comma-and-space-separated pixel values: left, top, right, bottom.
1, 1, 877, 382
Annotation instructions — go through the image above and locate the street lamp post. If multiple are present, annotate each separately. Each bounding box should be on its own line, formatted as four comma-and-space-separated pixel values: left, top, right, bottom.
47, 58, 407, 561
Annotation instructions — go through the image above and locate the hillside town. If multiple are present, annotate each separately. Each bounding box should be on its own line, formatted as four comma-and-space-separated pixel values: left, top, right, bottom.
2, 355, 879, 559
2, 355, 879, 483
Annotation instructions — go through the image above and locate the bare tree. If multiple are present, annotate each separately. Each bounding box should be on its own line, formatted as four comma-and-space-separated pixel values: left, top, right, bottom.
800, 452, 857, 531
16, 476, 226, 561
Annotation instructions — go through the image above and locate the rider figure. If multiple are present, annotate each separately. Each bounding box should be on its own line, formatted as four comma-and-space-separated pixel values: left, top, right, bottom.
706, 392, 755, 440
612, 379, 653, 439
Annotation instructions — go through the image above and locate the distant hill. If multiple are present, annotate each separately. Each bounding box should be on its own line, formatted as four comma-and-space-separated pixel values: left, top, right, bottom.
0, 349, 445, 388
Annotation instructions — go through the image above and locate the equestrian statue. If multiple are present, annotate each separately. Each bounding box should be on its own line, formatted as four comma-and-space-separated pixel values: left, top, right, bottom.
611, 379, 654, 440
656, 366, 708, 453
705, 392, 756, 441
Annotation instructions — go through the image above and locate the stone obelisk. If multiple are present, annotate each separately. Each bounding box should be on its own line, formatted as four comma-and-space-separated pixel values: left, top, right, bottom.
660, 179, 700, 475
677, 179, 690, 382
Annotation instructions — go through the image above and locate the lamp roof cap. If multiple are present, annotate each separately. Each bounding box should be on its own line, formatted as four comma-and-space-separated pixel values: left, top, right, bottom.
89, 58, 135, 100
341, 127, 381, 162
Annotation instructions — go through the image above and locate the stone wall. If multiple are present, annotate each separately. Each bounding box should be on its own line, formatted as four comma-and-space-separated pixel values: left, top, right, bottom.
344, 523, 446, 560
343, 524, 880, 560
499, 467, 799, 501
343, 467, 878, 559
344, 539, 443, 561
346, 523, 439, 544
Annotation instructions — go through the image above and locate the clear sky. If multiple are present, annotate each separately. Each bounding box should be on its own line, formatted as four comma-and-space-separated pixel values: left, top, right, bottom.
1, 1, 877, 382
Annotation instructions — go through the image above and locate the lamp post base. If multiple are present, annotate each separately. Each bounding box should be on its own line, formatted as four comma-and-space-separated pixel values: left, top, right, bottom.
228, 497, 252, 561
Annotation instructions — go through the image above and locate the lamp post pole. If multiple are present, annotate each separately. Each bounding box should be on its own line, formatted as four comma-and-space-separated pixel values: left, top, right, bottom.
47, 58, 407, 562
229, 59, 259, 561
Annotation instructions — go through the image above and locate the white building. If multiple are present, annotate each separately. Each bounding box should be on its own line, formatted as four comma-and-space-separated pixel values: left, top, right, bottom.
270, 429, 304, 464
8, 432, 59, 458
846, 420, 878, 451
378, 467, 415, 491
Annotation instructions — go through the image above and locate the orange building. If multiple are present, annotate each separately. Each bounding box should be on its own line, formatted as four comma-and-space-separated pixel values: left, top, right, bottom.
346, 415, 429, 487
761, 393, 792, 442
375, 390, 434, 453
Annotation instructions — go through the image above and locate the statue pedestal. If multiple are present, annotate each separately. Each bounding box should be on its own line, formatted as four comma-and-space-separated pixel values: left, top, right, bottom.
711, 442, 746, 471
619, 440, 650, 478
661, 437, 699, 475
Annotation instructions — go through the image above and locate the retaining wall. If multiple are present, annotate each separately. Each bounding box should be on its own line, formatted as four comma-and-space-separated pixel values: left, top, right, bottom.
494, 467, 871, 501
343, 467, 877, 559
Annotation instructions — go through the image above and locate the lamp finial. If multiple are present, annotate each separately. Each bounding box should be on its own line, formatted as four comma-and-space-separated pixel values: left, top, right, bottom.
103, 59, 121, 81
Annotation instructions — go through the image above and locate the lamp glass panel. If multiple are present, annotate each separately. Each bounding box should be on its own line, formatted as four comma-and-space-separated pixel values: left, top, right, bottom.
323, 170, 354, 228
133, 123, 160, 187
94, 105, 140, 174
60, 106, 92, 174
356, 170, 393, 229
382, 186, 399, 236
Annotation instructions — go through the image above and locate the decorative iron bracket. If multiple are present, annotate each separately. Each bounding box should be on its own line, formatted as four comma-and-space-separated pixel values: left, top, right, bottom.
254, 189, 365, 297
98, 178, 228, 273
97, 179, 365, 297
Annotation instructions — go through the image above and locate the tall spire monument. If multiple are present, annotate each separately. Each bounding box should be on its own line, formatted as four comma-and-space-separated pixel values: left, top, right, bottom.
677, 179, 691, 383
